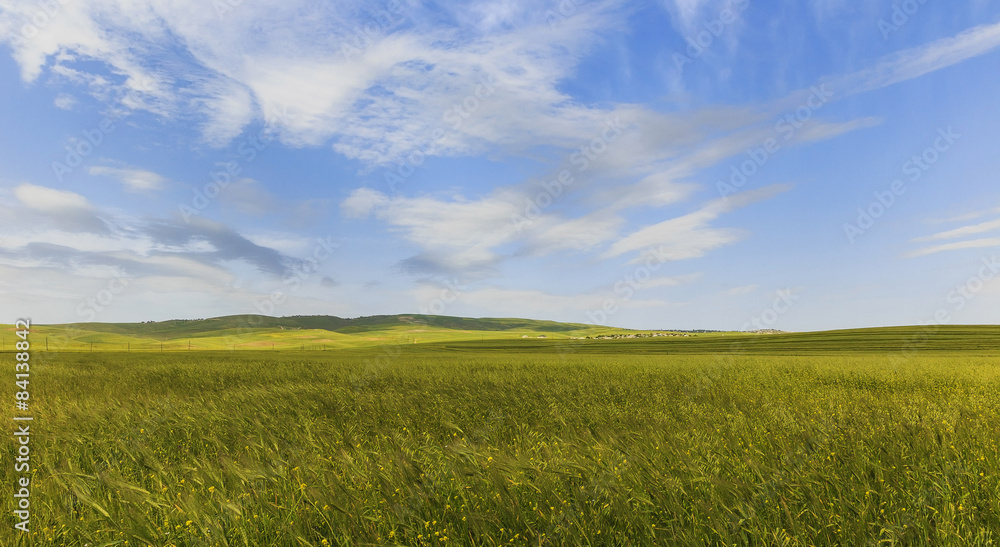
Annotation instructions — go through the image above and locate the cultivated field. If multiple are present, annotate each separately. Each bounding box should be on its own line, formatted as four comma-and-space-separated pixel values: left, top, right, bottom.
7, 315, 642, 353
3, 326, 1000, 545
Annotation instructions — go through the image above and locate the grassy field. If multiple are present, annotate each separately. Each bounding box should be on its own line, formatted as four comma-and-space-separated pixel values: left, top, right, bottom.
3, 326, 1000, 545
0, 315, 645, 352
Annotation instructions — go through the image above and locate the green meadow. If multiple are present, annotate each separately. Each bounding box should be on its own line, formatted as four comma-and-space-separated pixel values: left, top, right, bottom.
6, 315, 639, 352
3, 323, 1000, 545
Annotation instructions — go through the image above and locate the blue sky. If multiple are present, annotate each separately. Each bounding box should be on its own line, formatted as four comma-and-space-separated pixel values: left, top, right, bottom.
1, 0, 999, 331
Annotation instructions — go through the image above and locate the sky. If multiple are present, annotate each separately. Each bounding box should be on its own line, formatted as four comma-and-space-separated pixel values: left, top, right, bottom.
1, 0, 999, 332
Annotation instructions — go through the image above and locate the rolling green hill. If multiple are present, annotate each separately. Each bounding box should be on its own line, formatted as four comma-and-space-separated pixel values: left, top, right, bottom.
4, 315, 997, 355
419, 324, 1000, 355
48, 314, 606, 337
1, 314, 640, 352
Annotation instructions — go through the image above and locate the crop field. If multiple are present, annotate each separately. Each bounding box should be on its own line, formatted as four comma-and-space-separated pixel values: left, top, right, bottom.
8, 315, 643, 353
3, 326, 1000, 546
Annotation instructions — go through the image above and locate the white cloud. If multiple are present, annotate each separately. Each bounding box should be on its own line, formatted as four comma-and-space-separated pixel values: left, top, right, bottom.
525, 213, 624, 255
837, 20, 1000, 95
341, 188, 390, 218
2, 185, 313, 282
89, 166, 167, 192
217, 178, 276, 216
54, 93, 78, 110
0, 230, 151, 255
644, 273, 702, 288
603, 184, 791, 262
0, 0, 629, 159
913, 217, 1000, 242
906, 237, 1000, 258
907, 213, 1000, 257
929, 208, 1000, 224
0, 0, 988, 172
372, 190, 523, 274
604, 168, 698, 211
661, 0, 743, 45
724, 284, 758, 296
0, 0, 991, 168
14, 184, 91, 211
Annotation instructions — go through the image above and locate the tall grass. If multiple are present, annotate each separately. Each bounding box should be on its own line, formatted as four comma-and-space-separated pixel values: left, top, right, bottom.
3, 348, 999, 545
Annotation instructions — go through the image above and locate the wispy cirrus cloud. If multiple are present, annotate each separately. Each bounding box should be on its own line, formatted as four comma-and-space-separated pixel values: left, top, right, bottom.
0, 0, 629, 161
913, 218, 1000, 242
834, 20, 1000, 95
907, 211, 1000, 258
1, 184, 310, 279
0, 0, 991, 171
89, 165, 168, 192
602, 184, 792, 263
12, 183, 111, 234
337, 19, 998, 278
906, 237, 1000, 258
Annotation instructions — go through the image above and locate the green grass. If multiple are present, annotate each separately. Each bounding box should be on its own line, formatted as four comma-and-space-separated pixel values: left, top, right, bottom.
1, 315, 640, 352
426, 325, 1000, 355
2, 326, 1000, 545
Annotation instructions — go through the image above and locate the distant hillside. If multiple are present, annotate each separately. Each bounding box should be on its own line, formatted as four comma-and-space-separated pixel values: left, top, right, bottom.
48, 314, 601, 340
2, 314, 637, 352
5, 318, 997, 355
413, 325, 1000, 355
